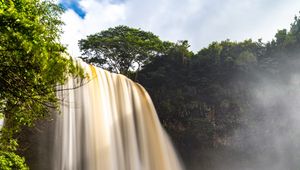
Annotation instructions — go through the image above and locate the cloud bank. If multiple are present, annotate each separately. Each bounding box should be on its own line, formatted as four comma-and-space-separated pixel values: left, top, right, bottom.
59, 0, 300, 57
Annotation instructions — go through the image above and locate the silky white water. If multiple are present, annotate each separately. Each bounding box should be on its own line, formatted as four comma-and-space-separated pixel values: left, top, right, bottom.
52, 61, 183, 170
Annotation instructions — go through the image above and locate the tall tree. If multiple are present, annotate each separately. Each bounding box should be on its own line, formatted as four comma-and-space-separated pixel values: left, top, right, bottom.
0, 0, 82, 169
79, 25, 170, 77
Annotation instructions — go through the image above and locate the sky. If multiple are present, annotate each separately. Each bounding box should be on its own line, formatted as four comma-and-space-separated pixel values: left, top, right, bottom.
58, 0, 300, 57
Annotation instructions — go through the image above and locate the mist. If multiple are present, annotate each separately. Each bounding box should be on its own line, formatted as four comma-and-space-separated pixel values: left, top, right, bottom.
209, 57, 300, 170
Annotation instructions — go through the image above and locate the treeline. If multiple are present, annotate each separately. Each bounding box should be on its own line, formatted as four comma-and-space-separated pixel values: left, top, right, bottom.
137, 17, 300, 169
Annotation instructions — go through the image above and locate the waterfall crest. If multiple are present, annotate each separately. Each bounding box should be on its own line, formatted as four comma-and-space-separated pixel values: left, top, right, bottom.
53, 61, 183, 170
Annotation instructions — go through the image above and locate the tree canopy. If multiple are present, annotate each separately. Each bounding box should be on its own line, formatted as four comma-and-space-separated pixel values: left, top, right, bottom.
79, 25, 171, 76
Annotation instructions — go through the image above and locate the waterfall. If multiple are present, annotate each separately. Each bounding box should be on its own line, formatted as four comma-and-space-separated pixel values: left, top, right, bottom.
52, 61, 183, 170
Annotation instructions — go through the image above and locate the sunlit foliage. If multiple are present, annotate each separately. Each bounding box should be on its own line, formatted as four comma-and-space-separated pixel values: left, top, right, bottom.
0, 0, 82, 168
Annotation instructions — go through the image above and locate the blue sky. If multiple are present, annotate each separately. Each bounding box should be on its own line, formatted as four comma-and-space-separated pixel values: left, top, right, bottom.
59, 0, 86, 18
58, 0, 300, 57
59, 0, 125, 18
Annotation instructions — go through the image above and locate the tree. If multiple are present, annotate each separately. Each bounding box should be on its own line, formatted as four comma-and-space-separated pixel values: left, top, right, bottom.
0, 0, 82, 168
79, 25, 170, 77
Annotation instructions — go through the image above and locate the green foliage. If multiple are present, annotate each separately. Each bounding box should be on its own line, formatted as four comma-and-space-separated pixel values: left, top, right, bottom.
79, 25, 170, 76
0, 0, 83, 168
235, 51, 257, 66
167, 40, 194, 58
0, 151, 28, 170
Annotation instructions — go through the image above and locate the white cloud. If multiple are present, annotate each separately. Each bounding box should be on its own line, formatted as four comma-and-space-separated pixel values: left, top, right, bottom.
60, 0, 300, 57
60, 0, 125, 57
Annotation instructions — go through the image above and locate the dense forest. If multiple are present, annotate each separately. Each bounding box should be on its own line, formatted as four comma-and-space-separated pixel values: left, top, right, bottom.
137, 22, 300, 169
1, 0, 300, 169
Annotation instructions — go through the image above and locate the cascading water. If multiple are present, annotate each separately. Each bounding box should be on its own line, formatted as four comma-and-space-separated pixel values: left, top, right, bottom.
52, 61, 183, 170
